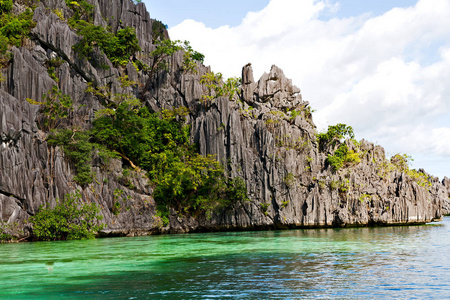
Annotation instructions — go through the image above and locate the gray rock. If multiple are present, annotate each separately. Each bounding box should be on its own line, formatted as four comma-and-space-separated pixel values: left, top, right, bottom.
0, 0, 446, 240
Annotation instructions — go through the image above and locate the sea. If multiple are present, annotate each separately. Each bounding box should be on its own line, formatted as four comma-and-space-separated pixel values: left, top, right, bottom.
1, 217, 449, 299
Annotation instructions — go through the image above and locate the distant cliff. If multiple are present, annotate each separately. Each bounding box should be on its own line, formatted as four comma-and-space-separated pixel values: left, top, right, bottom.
0, 0, 447, 239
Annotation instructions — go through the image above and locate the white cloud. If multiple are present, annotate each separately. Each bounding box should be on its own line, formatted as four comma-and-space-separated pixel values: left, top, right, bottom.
169, 0, 450, 178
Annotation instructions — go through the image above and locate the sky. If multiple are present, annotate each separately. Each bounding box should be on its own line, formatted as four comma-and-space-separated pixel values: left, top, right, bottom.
143, 0, 450, 180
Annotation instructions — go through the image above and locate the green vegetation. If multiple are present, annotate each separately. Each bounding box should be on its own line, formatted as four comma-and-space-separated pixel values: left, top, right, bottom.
359, 193, 371, 202
200, 71, 241, 106
390, 154, 432, 188
316, 124, 360, 172
0, 0, 13, 14
326, 143, 361, 172
47, 129, 117, 186
390, 153, 412, 173
30, 190, 104, 241
374, 153, 432, 189
317, 123, 355, 151
67, 0, 141, 67
72, 22, 141, 66
151, 19, 167, 42
0, 222, 19, 242
17, 0, 245, 225
283, 173, 295, 188
0, 0, 36, 58
138, 39, 204, 86
66, 0, 94, 26
260, 202, 270, 215
26, 86, 73, 131
288, 109, 301, 121
91, 100, 249, 218
338, 178, 350, 194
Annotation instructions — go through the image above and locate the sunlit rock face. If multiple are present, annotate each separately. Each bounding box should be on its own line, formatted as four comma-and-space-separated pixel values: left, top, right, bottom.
0, 0, 446, 239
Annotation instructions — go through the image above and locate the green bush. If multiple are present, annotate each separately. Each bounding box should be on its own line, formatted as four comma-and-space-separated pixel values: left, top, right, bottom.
390, 154, 431, 188
110, 27, 141, 65
66, 0, 94, 25
47, 129, 118, 186
26, 86, 73, 131
317, 123, 354, 151
0, 34, 8, 55
200, 71, 241, 105
47, 130, 94, 185
30, 190, 104, 241
326, 143, 361, 172
0, 222, 14, 242
92, 103, 249, 217
0, 0, 12, 14
0, 6, 35, 48
73, 22, 140, 66
139, 39, 205, 84
152, 19, 167, 42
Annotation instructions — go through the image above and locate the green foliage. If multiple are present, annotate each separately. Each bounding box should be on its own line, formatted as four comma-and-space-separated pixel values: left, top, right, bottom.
317, 123, 355, 151
0, 6, 35, 50
0, 222, 15, 242
92, 103, 249, 217
338, 179, 350, 194
224, 177, 250, 204
0, 34, 8, 57
390, 153, 412, 173
260, 203, 270, 215
47, 130, 94, 185
72, 22, 113, 57
66, 0, 94, 25
151, 19, 167, 42
200, 71, 241, 105
26, 86, 73, 131
52, 8, 65, 21
182, 41, 205, 73
283, 173, 295, 188
359, 193, 371, 202
154, 208, 169, 228
30, 190, 104, 241
289, 109, 301, 121
326, 143, 361, 172
389, 153, 431, 188
139, 39, 205, 86
72, 21, 140, 66
111, 27, 141, 65
280, 200, 289, 209
329, 180, 339, 190
408, 169, 432, 189
47, 129, 118, 186
0, 0, 12, 14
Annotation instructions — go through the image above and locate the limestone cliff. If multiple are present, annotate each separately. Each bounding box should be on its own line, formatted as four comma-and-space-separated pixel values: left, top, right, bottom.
0, 0, 447, 239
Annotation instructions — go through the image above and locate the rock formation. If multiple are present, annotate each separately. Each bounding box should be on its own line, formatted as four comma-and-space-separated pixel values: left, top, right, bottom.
0, 0, 448, 239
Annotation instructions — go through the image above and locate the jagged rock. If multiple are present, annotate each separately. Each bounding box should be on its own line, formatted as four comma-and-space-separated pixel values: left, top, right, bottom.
0, 0, 447, 240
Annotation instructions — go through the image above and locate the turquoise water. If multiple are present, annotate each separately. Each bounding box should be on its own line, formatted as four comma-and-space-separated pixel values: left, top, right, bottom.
1, 218, 450, 299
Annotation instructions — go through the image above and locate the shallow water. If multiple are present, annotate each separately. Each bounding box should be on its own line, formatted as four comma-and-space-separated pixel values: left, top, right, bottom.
1, 218, 450, 299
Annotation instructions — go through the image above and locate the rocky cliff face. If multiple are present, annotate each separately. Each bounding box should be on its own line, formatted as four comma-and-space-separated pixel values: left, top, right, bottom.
0, 0, 447, 239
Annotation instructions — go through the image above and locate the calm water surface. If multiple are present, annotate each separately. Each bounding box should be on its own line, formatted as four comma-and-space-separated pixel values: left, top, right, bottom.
1, 218, 450, 299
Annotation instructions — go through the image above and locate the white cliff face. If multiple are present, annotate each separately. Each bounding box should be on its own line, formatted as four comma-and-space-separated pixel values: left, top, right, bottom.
0, 0, 446, 239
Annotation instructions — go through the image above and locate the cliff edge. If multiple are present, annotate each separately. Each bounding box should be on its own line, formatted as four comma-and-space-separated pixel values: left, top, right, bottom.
0, 0, 447, 239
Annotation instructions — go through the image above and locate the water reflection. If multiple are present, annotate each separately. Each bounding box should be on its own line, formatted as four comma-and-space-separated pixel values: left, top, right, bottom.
0, 220, 449, 299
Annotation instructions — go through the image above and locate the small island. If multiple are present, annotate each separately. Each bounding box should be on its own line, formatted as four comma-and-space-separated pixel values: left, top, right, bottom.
0, 0, 448, 242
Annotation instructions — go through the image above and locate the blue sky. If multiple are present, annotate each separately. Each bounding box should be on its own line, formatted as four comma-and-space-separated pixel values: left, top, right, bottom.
144, 0, 418, 28
142, 0, 450, 179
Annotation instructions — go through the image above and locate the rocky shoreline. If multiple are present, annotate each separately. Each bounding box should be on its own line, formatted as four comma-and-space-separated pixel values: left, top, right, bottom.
0, 0, 448, 240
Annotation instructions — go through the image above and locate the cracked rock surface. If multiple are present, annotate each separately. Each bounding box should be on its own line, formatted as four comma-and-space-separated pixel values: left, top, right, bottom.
0, 0, 447, 239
